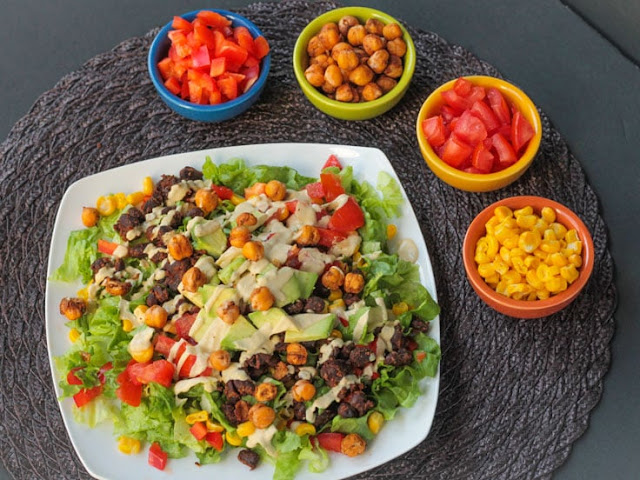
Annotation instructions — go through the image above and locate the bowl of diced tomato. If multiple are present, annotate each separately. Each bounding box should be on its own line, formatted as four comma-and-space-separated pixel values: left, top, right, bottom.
416, 76, 542, 192
148, 9, 271, 122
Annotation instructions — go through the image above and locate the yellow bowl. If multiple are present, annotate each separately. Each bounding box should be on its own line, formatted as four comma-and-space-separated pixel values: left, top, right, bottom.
293, 6, 416, 121
416, 76, 542, 192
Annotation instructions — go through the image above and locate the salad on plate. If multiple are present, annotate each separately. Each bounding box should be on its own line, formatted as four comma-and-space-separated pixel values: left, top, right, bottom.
51, 153, 440, 479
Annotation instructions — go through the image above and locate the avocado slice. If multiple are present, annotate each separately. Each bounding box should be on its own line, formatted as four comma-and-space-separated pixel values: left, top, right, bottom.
191, 312, 230, 346
220, 316, 258, 351
182, 275, 220, 308
342, 307, 372, 344
276, 269, 318, 307
248, 308, 298, 333
284, 313, 336, 343
191, 219, 227, 258
218, 257, 248, 285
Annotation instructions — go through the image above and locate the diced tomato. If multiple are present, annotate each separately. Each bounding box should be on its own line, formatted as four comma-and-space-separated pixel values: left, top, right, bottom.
73, 385, 103, 408
510, 110, 535, 152
371, 372, 380, 380
441, 89, 469, 113
453, 77, 473, 97
471, 142, 495, 173
137, 360, 175, 388
154, 335, 175, 357
339, 316, 349, 327
175, 312, 198, 340
233, 26, 255, 55
416, 351, 427, 363
179, 355, 197, 379
305, 182, 325, 200
467, 86, 486, 104
317, 227, 347, 248
205, 432, 224, 451
196, 10, 232, 28
367, 338, 377, 353
315, 433, 344, 453
463, 167, 484, 174
322, 154, 342, 170
126, 361, 150, 386
285, 200, 298, 214
200, 367, 213, 377
67, 367, 83, 385
422, 115, 447, 148
469, 100, 500, 133
320, 172, 345, 202
217, 74, 238, 101
486, 87, 511, 124
172, 15, 193, 32
210, 184, 234, 200
148, 442, 168, 471
440, 105, 458, 123
441, 134, 473, 167
253, 36, 270, 59
116, 370, 143, 407
491, 133, 518, 167
453, 110, 487, 146
217, 40, 248, 66
328, 197, 365, 233
190, 421, 208, 441
407, 338, 419, 351
97, 239, 118, 256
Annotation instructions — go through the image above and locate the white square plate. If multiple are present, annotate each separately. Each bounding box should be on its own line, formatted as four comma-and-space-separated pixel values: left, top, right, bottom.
46, 143, 440, 480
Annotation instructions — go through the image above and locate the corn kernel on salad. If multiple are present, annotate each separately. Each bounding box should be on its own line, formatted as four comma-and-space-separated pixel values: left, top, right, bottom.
52, 154, 440, 478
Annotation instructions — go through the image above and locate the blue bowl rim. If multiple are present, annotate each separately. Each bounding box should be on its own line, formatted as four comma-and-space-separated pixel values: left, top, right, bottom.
147, 9, 271, 115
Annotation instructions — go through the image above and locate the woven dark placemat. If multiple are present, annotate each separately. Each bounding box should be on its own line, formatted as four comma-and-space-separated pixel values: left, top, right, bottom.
0, 1, 616, 479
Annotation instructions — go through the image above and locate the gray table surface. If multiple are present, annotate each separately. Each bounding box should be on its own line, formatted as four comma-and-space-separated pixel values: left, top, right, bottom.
1, 1, 638, 479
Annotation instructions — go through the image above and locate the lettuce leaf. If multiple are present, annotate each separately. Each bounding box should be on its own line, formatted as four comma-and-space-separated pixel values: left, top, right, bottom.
330, 412, 375, 441
272, 432, 329, 480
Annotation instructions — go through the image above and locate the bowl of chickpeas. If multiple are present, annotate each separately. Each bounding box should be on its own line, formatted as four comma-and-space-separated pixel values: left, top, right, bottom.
463, 196, 594, 319
293, 6, 416, 120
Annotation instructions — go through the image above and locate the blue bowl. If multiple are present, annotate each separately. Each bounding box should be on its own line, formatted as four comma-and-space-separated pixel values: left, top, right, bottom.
148, 9, 271, 122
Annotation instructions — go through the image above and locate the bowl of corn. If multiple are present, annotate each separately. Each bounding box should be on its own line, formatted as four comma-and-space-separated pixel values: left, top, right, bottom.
462, 196, 594, 318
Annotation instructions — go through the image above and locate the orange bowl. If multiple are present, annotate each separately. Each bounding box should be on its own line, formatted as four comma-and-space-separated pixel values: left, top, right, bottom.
416, 75, 542, 192
462, 196, 594, 318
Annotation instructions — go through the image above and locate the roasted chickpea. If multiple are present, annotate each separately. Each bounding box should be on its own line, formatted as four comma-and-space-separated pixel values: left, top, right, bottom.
182, 266, 206, 293
274, 206, 290, 222
311, 53, 333, 68
254, 382, 278, 402
335, 83, 355, 102
367, 49, 389, 74
344, 272, 365, 294
296, 225, 321, 246
250, 286, 275, 311
306, 63, 326, 88
292, 379, 316, 402
330, 42, 352, 61
271, 361, 290, 381
168, 234, 193, 260
265, 180, 287, 202
362, 34, 385, 56
217, 300, 240, 325
243, 240, 265, 261
338, 15, 359, 37
376, 75, 398, 93
286, 343, 308, 366
365, 18, 385, 35
362, 82, 383, 102
81, 207, 99, 228
145, 305, 168, 329
307, 35, 326, 57
387, 37, 407, 57
245, 182, 266, 199
341, 433, 366, 457
321, 82, 336, 94
236, 212, 257, 227
351, 86, 361, 103
384, 55, 403, 78
322, 266, 345, 290
347, 24, 366, 46
319, 23, 340, 50
349, 64, 375, 87
336, 48, 359, 71
104, 278, 131, 296
249, 403, 276, 429
230, 226, 252, 248
353, 47, 368, 64
209, 349, 231, 371
383, 22, 403, 40
194, 188, 219, 215
59, 297, 86, 320
324, 64, 343, 88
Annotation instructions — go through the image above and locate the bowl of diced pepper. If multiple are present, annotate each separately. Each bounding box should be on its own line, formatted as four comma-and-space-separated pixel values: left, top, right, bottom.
148, 9, 271, 122
462, 196, 594, 319
416, 76, 542, 192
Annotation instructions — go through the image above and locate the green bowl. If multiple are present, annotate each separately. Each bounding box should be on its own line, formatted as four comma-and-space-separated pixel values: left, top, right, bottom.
293, 6, 416, 121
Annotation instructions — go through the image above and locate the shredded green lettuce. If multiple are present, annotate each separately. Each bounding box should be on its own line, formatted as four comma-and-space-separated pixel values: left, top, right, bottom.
272, 432, 328, 480
330, 412, 375, 441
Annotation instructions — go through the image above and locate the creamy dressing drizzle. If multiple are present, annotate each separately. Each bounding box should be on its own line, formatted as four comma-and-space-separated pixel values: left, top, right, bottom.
305, 374, 360, 423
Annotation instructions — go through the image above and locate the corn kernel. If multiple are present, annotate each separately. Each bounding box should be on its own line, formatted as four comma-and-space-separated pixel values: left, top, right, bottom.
485, 216, 500, 235
569, 254, 583, 268
514, 206, 533, 218
206, 420, 225, 432
113, 192, 127, 210
516, 214, 537, 229
524, 255, 540, 269
486, 235, 499, 258
565, 229, 579, 243
511, 256, 528, 275
329, 299, 346, 313
118, 436, 141, 455
392, 302, 410, 316
130, 346, 153, 363
142, 176, 154, 196
77, 284, 90, 301
502, 270, 522, 285
122, 319, 134, 332
330, 329, 343, 339
126, 191, 145, 205
549, 252, 568, 267
230, 194, 246, 206
475, 252, 492, 265
476, 237, 489, 253
518, 230, 541, 253
506, 283, 531, 298
550, 222, 568, 240
526, 270, 545, 290
527, 291, 538, 301
547, 265, 561, 277
327, 290, 342, 302
492, 258, 509, 276
186, 411, 209, 425
564, 241, 583, 256
502, 235, 519, 249
543, 229, 557, 241
367, 411, 385, 435
237, 421, 256, 437
295, 423, 317, 436
225, 430, 243, 446
540, 239, 561, 254
496, 280, 509, 296
69, 328, 81, 343
494, 223, 517, 244
541, 207, 556, 223
536, 264, 551, 282
533, 249, 549, 262
96, 195, 116, 216
560, 264, 580, 284
494, 206, 513, 221
386, 224, 397, 240
536, 289, 551, 300
485, 273, 500, 285
546, 277, 568, 293
478, 263, 497, 279
532, 218, 549, 234
499, 246, 513, 266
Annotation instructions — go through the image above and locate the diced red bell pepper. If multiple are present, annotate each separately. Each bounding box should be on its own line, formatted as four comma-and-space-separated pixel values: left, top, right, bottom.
217, 40, 248, 66
315, 433, 344, 453
73, 385, 103, 408
407, 338, 419, 351
205, 432, 224, 451
190, 421, 208, 441
209, 56, 227, 77
191, 45, 211, 68
157, 57, 174, 80
322, 154, 342, 170
320, 172, 345, 202
217, 74, 238, 101
367, 338, 378, 353
148, 442, 168, 471
164, 77, 181, 95
210, 184, 234, 200
97, 239, 118, 256
327, 197, 365, 233
172, 16, 193, 32
339, 316, 349, 327
233, 26, 255, 56
240, 64, 260, 93
193, 23, 216, 50
196, 10, 232, 28
305, 182, 325, 200
67, 367, 83, 385
253, 36, 270, 59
